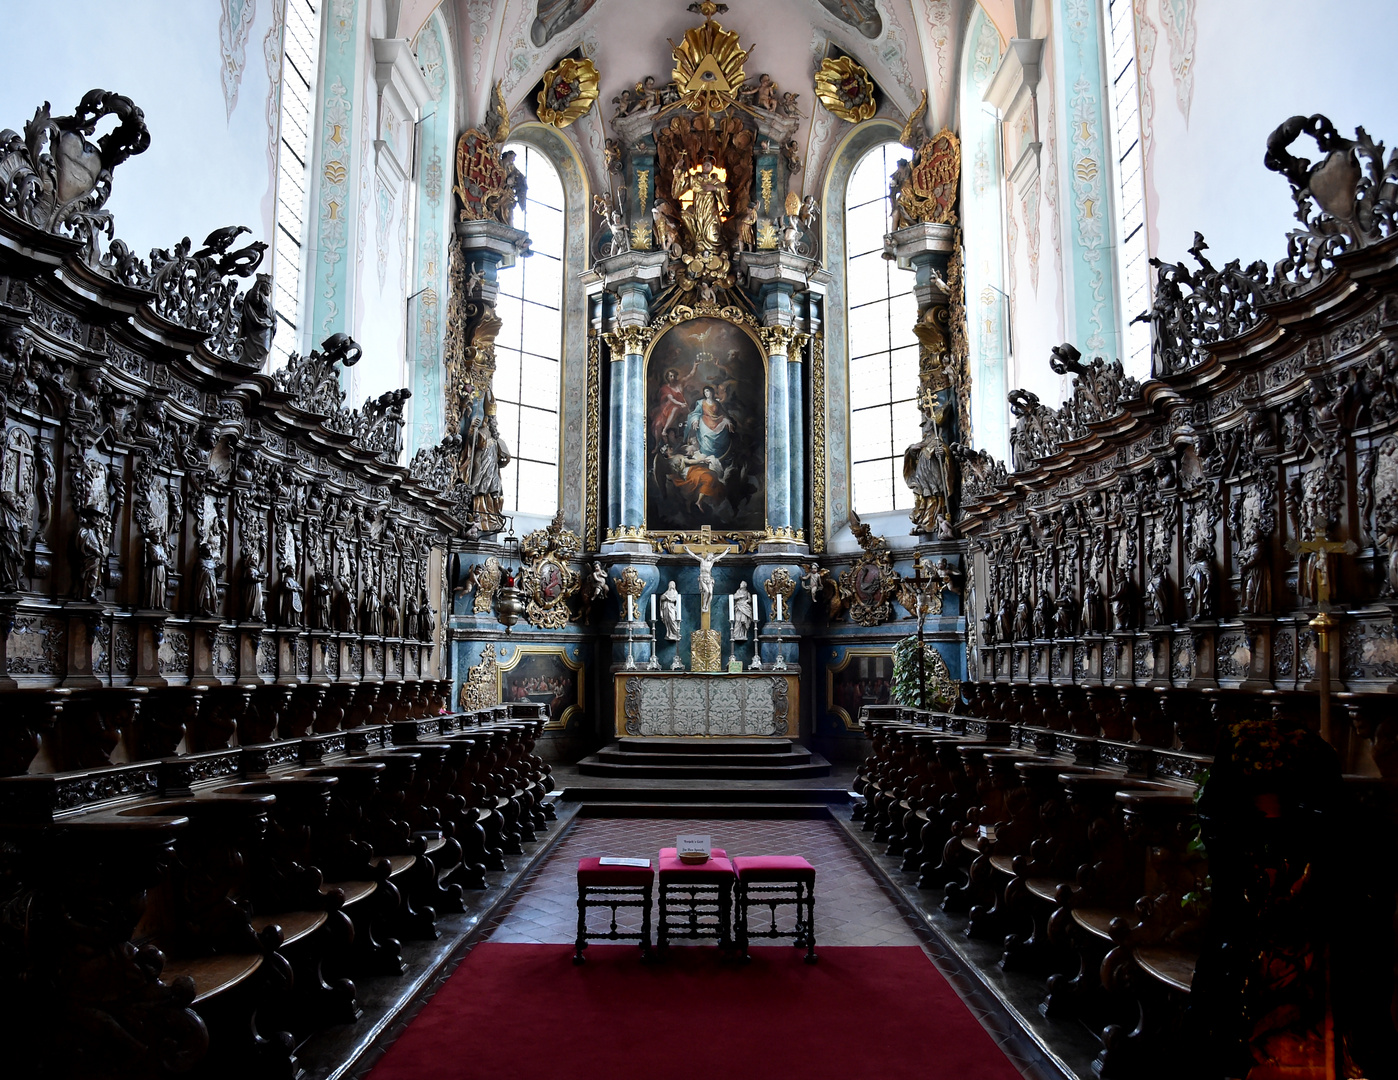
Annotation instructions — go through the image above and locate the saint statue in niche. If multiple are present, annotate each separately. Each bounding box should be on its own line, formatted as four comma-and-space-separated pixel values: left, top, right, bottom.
731, 581, 753, 641
647, 319, 766, 531
659, 581, 682, 640
673, 153, 729, 254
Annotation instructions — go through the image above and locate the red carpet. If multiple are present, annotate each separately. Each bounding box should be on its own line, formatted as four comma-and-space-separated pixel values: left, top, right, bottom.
368, 943, 1024, 1080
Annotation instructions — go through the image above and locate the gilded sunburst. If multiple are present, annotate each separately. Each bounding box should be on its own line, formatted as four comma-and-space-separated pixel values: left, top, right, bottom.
669, 7, 750, 113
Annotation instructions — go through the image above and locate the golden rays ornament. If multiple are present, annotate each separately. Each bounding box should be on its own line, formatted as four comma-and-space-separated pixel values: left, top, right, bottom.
670, 3, 751, 113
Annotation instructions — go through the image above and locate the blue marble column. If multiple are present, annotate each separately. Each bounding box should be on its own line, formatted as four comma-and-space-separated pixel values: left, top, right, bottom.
598, 251, 667, 548
787, 344, 805, 540
623, 340, 648, 528
765, 330, 792, 535
607, 347, 627, 531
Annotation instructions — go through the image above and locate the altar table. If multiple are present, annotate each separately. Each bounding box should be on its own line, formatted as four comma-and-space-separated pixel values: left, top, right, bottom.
613, 672, 800, 737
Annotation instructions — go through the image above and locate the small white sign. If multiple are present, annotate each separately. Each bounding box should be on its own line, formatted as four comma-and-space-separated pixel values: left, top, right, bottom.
598, 857, 651, 868
676, 834, 712, 859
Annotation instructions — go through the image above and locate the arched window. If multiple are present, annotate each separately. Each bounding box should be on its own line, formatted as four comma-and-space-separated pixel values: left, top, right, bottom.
493, 143, 563, 517
270, 0, 323, 367
1104, 0, 1151, 375
845, 141, 919, 515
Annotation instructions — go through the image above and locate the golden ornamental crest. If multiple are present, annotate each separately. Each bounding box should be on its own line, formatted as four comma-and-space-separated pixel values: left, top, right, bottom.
670, 3, 751, 113
813, 56, 877, 124
537, 57, 600, 129
892, 94, 961, 229
520, 510, 582, 629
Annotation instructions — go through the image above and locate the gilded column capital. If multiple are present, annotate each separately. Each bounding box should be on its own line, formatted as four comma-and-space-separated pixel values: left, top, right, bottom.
603, 324, 656, 358
759, 324, 799, 356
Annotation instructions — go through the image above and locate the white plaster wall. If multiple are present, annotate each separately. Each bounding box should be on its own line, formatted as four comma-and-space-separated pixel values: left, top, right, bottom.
0, 0, 278, 263
1137, 0, 1398, 269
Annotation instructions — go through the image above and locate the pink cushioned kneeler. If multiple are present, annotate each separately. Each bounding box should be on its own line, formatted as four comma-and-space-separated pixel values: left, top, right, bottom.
657, 847, 734, 879
732, 856, 815, 883
577, 857, 653, 888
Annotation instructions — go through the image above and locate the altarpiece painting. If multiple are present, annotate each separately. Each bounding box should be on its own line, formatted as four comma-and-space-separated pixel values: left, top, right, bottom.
646, 317, 766, 532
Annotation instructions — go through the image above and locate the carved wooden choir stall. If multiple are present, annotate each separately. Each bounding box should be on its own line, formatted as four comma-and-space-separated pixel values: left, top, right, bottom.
0, 92, 558, 1079
856, 113, 1398, 1079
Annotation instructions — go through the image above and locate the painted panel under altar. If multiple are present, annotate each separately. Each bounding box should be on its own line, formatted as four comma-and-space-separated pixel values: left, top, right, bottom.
613, 672, 800, 738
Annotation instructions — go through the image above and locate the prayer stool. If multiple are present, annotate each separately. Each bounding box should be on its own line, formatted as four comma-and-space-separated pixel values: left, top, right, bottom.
732, 856, 818, 963
656, 847, 735, 951
575, 857, 654, 963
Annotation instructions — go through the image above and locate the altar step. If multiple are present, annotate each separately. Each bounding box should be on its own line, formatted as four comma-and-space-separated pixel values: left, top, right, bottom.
575, 738, 833, 781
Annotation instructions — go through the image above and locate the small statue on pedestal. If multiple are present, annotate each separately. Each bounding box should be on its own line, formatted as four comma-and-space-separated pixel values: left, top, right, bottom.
731, 581, 753, 641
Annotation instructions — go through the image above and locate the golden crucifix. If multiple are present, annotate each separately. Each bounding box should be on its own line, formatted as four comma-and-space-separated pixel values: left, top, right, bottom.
680, 525, 736, 670
1288, 529, 1357, 746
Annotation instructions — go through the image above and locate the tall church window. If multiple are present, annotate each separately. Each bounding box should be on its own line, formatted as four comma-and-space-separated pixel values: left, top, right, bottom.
845, 141, 920, 515
271, 0, 323, 367
1104, 0, 1151, 375
493, 143, 563, 517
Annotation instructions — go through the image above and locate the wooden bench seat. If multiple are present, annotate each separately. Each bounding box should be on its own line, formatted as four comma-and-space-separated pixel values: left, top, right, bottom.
161, 953, 264, 1005
251, 910, 327, 948
1133, 946, 1196, 994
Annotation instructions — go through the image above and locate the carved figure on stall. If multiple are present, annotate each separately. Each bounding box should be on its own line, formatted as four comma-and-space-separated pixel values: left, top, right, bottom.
1032, 587, 1055, 640
1238, 524, 1272, 615
1183, 541, 1214, 620
731, 581, 754, 641
243, 551, 266, 622
659, 580, 682, 640
1082, 573, 1103, 633
1146, 555, 1170, 626
997, 592, 1014, 642
1055, 587, 1078, 638
237, 272, 276, 367
193, 512, 227, 617
311, 570, 332, 629
35, 441, 54, 531
1107, 561, 1134, 632
361, 573, 382, 635
383, 588, 401, 638
1013, 594, 1031, 641
0, 488, 27, 592
419, 589, 436, 641
277, 564, 303, 627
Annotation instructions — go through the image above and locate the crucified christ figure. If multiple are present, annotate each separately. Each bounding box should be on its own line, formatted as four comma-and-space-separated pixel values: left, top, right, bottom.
681, 544, 729, 614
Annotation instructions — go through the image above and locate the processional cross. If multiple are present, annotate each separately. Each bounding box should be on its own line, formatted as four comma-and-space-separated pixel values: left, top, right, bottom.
1287, 529, 1357, 746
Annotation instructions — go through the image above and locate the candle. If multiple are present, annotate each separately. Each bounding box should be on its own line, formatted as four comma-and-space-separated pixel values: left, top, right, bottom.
628, 595, 636, 621
650, 593, 656, 624
776, 595, 784, 622
728, 593, 734, 624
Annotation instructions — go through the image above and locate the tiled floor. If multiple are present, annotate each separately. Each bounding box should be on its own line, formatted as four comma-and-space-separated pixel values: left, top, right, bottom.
489, 817, 924, 947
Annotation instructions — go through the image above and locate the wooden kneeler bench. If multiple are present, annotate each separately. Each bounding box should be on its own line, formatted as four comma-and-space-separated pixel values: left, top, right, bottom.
732, 856, 818, 963
575, 857, 654, 962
